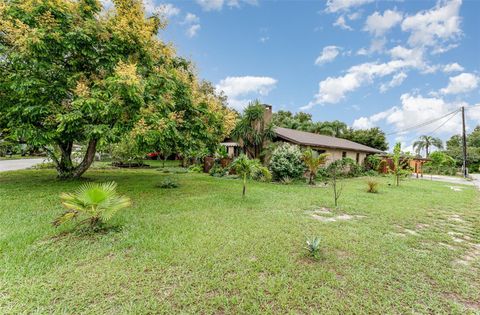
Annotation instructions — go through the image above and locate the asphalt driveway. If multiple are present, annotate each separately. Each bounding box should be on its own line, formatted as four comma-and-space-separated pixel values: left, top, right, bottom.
0, 158, 47, 172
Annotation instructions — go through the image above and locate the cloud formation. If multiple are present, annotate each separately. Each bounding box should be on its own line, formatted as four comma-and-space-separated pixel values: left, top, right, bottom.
364, 10, 403, 37
315, 46, 341, 66
440, 73, 479, 95
216, 76, 278, 110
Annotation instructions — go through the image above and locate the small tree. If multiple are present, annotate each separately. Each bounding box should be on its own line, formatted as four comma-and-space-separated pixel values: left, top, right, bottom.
230, 154, 266, 197
390, 142, 411, 186
326, 158, 351, 207
302, 148, 329, 185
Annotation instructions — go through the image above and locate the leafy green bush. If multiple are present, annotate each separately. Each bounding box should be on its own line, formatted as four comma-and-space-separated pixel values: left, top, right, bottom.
53, 182, 131, 228
209, 164, 227, 177
252, 166, 272, 182
423, 151, 457, 175
364, 154, 382, 172
188, 164, 203, 173
269, 143, 304, 181
305, 236, 321, 258
155, 178, 179, 189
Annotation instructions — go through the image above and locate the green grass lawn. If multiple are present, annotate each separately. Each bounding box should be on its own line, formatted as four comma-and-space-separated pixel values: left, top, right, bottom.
0, 168, 479, 314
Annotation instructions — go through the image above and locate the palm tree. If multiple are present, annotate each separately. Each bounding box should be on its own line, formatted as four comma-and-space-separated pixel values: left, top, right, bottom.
231, 100, 274, 160
413, 135, 443, 157
53, 181, 131, 228
302, 148, 329, 185
230, 154, 266, 197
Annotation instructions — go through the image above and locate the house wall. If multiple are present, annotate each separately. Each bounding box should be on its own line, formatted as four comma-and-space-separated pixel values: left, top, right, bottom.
317, 148, 368, 165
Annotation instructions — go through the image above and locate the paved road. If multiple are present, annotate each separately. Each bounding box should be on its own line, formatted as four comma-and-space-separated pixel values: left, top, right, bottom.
0, 158, 47, 172
412, 174, 480, 189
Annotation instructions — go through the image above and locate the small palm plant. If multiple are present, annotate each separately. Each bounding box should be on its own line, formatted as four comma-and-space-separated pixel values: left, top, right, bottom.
53, 181, 131, 228
305, 236, 321, 258
302, 148, 329, 185
230, 154, 265, 197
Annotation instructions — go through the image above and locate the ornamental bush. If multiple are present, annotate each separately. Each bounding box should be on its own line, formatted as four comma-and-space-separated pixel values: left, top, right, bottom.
269, 143, 304, 180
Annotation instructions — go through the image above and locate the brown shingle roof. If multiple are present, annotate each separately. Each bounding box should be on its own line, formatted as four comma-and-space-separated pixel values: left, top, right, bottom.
274, 127, 384, 153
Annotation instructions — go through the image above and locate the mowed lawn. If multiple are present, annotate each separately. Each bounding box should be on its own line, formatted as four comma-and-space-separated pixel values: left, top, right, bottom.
0, 168, 479, 314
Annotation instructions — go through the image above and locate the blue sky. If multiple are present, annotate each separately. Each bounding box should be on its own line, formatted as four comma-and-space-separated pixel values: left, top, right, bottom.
109, 0, 480, 151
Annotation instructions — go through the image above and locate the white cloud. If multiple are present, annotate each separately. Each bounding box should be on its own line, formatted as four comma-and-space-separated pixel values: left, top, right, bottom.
348, 11, 362, 20
186, 24, 201, 38
333, 16, 353, 30
380, 72, 407, 93
315, 46, 341, 66
364, 10, 403, 37
357, 37, 386, 55
440, 73, 479, 94
353, 93, 465, 134
216, 76, 278, 110
183, 13, 200, 24
195, 0, 257, 11
325, 0, 374, 13
309, 54, 427, 106
157, 3, 180, 17
401, 0, 462, 50
259, 36, 270, 43
442, 62, 464, 73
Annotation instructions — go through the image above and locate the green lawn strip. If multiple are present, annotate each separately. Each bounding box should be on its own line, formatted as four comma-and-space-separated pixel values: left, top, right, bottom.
0, 169, 479, 313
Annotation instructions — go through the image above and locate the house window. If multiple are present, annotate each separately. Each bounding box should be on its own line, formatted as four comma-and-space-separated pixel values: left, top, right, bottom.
342, 151, 347, 158
356, 153, 360, 164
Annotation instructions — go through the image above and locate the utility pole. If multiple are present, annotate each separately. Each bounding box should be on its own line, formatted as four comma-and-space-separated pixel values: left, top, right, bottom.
461, 106, 468, 178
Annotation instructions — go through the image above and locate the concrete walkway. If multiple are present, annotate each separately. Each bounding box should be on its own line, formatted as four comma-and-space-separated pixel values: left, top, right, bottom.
412, 174, 480, 189
0, 158, 47, 172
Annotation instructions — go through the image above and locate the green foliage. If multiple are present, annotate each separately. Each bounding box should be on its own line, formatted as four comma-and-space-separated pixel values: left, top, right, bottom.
366, 179, 379, 193
341, 127, 389, 151
230, 154, 264, 197
232, 100, 274, 159
413, 136, 443, 157
209, 164, 227, 177
271, 111, 348, 137
0, 0, 232, 179
253, 166, 272, 182
188, 164, 203, 173
364, 154, 382, 172
423, 151, 457, 175
390, 143, 411, 186
155, 178, 179, 189
111, 135, 145, 166
305, 236, 321, 258
269, 143, 304, 181
53, 182, 131, 228
302, 148, 329, 185
215, 146, 229, 159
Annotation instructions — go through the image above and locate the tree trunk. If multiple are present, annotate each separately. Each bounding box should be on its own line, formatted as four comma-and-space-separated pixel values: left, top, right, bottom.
425, 145, 429, 157
242, 175, 246, 197
55, 139, 97, 179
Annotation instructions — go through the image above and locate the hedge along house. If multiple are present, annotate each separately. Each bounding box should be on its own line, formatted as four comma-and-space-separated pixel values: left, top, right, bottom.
222, 104, 384, 164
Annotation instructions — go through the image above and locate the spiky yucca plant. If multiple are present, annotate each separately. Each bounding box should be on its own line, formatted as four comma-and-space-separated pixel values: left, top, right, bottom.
53, 181, 131, 228
305, 236, 321, 258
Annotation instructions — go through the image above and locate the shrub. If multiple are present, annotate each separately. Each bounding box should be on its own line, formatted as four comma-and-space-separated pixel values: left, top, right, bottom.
156, 177, 179, 189
269, 143, 304, 181
280, 176, 293, 185
53, 182, 131, 228
209, 164, 227, 177
366, 179, 379, 193
364, 154, 382, 172
305, 236, 321, 258
253, 166, 272, 182
188, 164, 203, 173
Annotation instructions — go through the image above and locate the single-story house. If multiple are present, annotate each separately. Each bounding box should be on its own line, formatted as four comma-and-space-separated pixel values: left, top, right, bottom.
272, 127, 383, 165
221, 105, 384, 165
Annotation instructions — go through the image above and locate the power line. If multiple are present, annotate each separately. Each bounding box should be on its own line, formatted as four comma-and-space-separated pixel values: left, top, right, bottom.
426, 110, 460, 135
386, 108, 461, 136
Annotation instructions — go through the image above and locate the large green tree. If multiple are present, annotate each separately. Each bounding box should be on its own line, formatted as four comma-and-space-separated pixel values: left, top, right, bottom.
0, 0, 230, 178
341, 127, 389, 151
